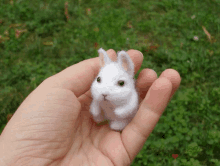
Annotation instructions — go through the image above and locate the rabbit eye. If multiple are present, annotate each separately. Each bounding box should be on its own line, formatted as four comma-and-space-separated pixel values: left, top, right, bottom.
118, 80, 124, 86
97, 77, 101, 83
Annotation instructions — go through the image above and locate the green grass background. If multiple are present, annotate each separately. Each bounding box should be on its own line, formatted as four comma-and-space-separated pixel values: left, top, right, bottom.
0, 0, 220, 165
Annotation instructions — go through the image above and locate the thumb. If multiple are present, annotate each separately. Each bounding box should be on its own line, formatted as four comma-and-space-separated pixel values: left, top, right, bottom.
121, 77, 173, 161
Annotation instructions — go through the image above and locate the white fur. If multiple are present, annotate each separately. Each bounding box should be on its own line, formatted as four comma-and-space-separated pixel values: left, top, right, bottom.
90, 48, 139, 131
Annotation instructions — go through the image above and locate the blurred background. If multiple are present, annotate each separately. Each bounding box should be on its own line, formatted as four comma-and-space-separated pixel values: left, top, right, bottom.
0, 0, 220, 165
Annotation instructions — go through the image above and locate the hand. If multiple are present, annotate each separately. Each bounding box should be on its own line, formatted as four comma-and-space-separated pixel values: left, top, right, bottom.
0, 49, 181, 166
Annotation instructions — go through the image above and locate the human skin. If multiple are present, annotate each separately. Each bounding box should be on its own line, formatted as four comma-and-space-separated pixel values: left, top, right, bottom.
0, 49, 181, 166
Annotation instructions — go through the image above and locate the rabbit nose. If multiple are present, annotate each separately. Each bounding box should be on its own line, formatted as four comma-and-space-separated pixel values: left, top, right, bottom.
102, 94, 107, 97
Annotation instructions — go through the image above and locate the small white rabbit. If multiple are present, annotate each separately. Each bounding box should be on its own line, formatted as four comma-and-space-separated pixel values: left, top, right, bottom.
90, 48, 139, 131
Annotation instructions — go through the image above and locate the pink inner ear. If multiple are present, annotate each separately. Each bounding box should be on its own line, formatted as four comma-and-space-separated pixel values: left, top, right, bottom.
122, 57, 128, 71
99, 53, 105, 67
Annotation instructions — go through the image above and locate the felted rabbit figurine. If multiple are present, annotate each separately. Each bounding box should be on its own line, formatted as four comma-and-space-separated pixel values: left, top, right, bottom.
90, 48, 139, 131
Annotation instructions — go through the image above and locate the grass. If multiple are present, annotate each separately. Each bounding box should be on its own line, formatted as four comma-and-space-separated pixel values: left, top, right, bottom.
0, 0, 220, 165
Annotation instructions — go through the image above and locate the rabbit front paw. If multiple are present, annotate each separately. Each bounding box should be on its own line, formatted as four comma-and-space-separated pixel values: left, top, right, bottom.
93, 114, 105, 123
114, 108, 128, 118
90, 103, 104, 123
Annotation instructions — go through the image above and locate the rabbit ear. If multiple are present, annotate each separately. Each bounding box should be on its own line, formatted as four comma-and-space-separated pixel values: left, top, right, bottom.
98, 48, 112, 67
117, 51, 134, 77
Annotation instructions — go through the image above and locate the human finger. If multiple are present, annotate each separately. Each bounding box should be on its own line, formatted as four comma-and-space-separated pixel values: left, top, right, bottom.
121, 77, 173, 161
136, 68, 158, 103
48, 49, 144, 98
159, 69, 181, 98
40, 49, 117, 97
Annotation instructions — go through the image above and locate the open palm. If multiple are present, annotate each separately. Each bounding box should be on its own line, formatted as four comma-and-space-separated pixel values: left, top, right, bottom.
0, 49, 181, 166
